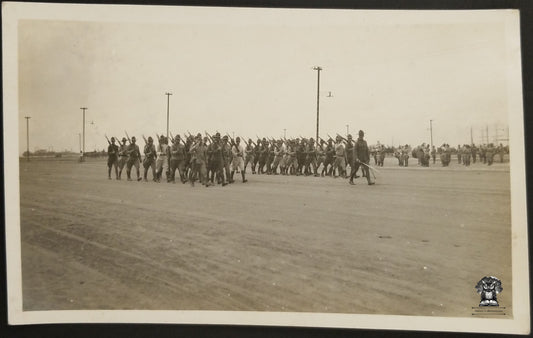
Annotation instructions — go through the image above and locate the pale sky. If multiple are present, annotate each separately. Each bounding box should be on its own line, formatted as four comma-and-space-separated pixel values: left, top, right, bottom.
17, 7, 514, 153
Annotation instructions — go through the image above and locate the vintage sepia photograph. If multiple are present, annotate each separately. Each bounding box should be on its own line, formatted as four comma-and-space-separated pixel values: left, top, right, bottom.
2, 2, 529, 334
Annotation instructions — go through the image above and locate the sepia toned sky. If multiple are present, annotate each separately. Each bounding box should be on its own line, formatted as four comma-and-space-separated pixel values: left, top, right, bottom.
17, 7, 514, 153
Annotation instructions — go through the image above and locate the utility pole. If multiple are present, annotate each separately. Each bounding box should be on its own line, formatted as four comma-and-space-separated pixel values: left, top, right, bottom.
429, 119, 434, 150
165, 92, 172, 139
312, 66, 322, 142
24, 116, 31, 161
80, 107, 87, 161
470, 126, 473, 145
486, 125, 489, 144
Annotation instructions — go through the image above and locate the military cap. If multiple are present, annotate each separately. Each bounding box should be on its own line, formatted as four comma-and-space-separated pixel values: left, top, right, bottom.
347, 134, 353, 138
215, 132, 221, 138
223, 135, 228, 140
122, 137, 127, 142
358, 130, 364, 136
131, 136, 136, 141
148, 136, 153, 141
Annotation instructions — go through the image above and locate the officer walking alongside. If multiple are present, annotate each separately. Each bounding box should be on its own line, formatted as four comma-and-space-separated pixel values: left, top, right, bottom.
349, 130, 374, 185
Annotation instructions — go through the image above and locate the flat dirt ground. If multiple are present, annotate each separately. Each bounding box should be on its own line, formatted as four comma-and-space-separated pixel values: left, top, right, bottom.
18, 156, 512, 317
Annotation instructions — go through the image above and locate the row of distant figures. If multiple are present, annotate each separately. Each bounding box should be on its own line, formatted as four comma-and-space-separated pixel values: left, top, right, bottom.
398, 152, 508, 167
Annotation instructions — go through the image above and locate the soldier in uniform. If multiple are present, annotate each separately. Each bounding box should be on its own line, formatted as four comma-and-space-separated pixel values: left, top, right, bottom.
244, 139, 255, 176
231, 137, 248, 183
207, 133, 224, 185
126, 136, 142, 181
266, 141, 275, 175
257, 138, 269, 174
464, 144, 472, 166
155, 135, 170, 182
107, 137, 119, 180
345, 135, 354, 174
142, 136, 157, 182
169, 135, 187, 183
333, 136, 346, 178
271, 140, 283, 175
117, 137, 129, 180
439, 144, 450, 166
222, 135, 233, 183
322, 139, 335, 176
189, 135, 210, 187
305, 138, 319, 176
315, 140, 326, 175
251, 139, 261, 174
479, 144, 487, 164
296, 139, 306, 176
350, 130, 374, 185
282, 142, 293, 175
278, 140, 287, 175
402, 145, 410, 167
486, 143, 495, 165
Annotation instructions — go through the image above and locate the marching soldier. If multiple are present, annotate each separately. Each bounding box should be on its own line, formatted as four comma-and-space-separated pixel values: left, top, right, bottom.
117, 137, 129, 180
208, 133, 226, 185
107, 137, 119, 179
333, 136, 346, 178
231, 137, 248, 183
155, 135, 170, 182
189, 135, 209, 187
305, 138, 319, 176
255, 139, 265, 174
244, 138, 255, 176
142, 136, 157, 181
252, 139, 261, 174
316, 140, 326, 175
271, 140, 284, 175
266, 141, 275, 174
169, 135, 187, 183
345, 134, 354, 174
222, 135, 233, 183
126, 136, 142, 181
322, 139, 335, 176
284, 142, 296, 175
296, 139, 306, 175
350, 130, 374, 185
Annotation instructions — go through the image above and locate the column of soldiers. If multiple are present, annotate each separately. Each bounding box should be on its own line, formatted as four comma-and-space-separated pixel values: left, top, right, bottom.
106, 130, 509, 184
106, 130, 377, 186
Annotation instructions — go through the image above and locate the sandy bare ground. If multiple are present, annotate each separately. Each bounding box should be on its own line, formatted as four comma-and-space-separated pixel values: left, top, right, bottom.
18, 157, 512, 317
